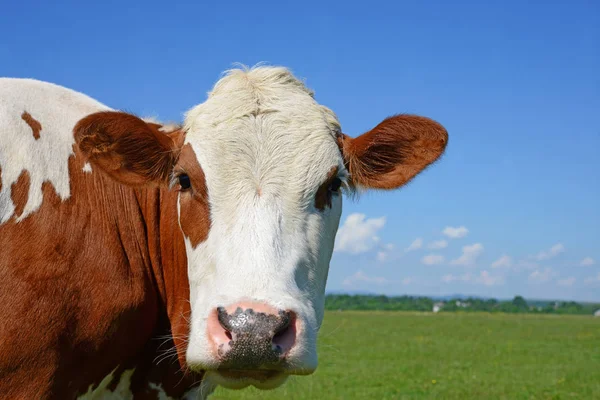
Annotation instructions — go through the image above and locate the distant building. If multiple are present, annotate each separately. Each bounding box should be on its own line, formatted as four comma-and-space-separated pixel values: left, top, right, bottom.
594, 309, 600, 317
433, 302, 444, 313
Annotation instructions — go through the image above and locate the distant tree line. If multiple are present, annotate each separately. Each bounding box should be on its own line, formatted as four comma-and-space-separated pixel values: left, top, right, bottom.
324, 294, 600, 316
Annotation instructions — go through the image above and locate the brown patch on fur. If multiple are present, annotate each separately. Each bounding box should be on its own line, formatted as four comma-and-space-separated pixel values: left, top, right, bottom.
315, 166, 339, 210
1, 152, 151, 397
0, 142, 201, 397
74, 111, 184, 186
338, 115, 448, 189
177, 144, 210, 247
11, 170, 31, 218
134, 178, 203, 394
21, 112, 42, 140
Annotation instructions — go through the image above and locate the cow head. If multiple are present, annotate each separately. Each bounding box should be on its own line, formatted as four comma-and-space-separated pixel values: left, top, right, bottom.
74, 66, 447, 390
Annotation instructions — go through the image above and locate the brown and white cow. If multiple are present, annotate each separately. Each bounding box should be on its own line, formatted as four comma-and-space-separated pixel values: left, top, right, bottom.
0, 66, 447, 399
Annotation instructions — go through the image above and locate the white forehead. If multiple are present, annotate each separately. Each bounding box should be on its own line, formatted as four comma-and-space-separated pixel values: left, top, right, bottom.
183, 66, 344, 206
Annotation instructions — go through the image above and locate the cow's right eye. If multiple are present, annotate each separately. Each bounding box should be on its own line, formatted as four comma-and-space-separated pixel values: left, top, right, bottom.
178, 174, 191, 191
329, 177, 342, 193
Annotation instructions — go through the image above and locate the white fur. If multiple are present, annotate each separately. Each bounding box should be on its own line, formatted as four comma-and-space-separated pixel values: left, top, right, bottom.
147, 382, 207, 400
77, 368, 135, 400
147, 383, 173, 400
82, 162, 93, 173
0, 78, 109, 223
147, 382, 212, 400
77, 369, 208, 400
182, 67, 346, 381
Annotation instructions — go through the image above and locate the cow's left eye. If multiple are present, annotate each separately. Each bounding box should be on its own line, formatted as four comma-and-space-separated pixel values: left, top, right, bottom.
329, 177, 342, 193
178, 174, 191, 191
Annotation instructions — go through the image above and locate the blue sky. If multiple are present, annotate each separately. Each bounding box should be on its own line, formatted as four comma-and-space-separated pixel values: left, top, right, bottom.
2, 1, 598, 301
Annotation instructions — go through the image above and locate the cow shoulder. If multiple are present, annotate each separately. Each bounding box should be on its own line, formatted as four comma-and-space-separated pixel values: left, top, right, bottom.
0, 78, 109, 223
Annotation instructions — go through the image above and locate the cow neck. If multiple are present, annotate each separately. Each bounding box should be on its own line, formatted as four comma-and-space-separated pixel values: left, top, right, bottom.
134, 185, 190, 367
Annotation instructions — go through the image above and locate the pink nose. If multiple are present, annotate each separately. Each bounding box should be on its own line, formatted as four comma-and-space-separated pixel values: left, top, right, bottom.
206, 302, 297, 369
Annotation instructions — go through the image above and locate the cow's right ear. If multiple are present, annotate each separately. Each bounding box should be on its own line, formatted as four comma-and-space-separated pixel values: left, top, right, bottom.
74, 111, 182, 186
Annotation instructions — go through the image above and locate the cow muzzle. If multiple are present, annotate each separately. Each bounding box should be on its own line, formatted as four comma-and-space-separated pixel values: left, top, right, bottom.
200, 301, 306, 388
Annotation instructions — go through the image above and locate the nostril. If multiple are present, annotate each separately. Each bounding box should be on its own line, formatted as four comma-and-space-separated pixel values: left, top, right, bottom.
217, 306, 235, 332
274, 313, 291, 336
271, 312, 296, 356
207, 308, 237, 358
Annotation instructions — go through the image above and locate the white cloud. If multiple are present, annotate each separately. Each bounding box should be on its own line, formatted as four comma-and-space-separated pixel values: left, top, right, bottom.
442, 274, 459, 283
491, 255, 513, 269
529, 268, 558, 283
442, 273, 471, 283
442, 271, 504, 286
580, 257, 595, 266
421, 254, 445, 265
376, 243, 396, 263
584, 273, 600, 285
557, 277, 576, 287
477, 270, 505, 286
428, 239, 448, 250
342, 270, 389, 287
401, 277, 414, 285
450, 243, 484, 267
405, 238, 423, 252
535, 243, 565, 261
516, 259, 539, 270
334, 213, 386, 254
442, 226, 469, 239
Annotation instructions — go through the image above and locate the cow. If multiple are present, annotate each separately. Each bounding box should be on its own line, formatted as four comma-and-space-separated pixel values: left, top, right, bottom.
0, 66, 448, 399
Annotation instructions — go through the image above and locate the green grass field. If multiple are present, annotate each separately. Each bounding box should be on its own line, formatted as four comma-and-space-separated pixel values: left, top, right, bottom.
211, 311, 600, 400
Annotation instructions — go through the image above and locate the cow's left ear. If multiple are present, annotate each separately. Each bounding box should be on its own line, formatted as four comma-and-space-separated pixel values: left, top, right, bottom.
338, 115, 448, 190
74, 111, 183, 186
